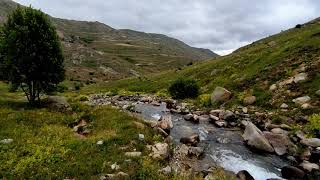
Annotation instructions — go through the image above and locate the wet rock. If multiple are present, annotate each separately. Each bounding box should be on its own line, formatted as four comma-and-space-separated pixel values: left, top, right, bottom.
209, 114, 220, 121
242, 122, 274, 153
148, 143, 169, 160
280, 103, 289, 109
184, 114, 194, 121
236, 170, 255, 180
310, 150, 320, 163
158, 166, 172, 175
124, 152, 142, 157
243, 96, 256, 105
293, 96, 311, 105
157, 115, 173, 132
300, 161, 320, 172
281, 166, 305, 179
211, 87, 232, 103
188, 147, 204, 158
0, 139, 13, 144
293, 73, 307, 83
215, 120, 228, 128
264, 132, 293, 156
301, 138, 320, 147
45, 96, 72, 112
269, 84, 277, 91
221, 110, 236, 122
180, 134, 200, 146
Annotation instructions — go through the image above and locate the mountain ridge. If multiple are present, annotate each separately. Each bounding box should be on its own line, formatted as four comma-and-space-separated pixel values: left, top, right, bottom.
0, 0, 219, 82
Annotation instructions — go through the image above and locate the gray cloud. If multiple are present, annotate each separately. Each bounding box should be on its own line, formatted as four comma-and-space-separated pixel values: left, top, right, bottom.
13, 0, 320, 55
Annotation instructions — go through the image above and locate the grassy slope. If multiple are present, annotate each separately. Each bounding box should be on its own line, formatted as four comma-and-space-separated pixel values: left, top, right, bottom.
89, 19, 320, 114
0, 0, 218, 82
0, 82, 172, 179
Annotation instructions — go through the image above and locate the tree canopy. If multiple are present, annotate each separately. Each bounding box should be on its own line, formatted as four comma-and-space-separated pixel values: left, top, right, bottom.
0, 6, 65, 104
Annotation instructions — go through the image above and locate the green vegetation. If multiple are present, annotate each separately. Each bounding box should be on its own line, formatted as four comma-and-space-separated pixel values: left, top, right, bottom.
307, 113, 320, 137
0, 6, 64, 104
0, 82, 169, 179
168, 78, 199, 99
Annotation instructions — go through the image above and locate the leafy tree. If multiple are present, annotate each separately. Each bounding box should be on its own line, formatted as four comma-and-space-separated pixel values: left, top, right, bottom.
0, 6, 65, 104
168, 78, 199, 99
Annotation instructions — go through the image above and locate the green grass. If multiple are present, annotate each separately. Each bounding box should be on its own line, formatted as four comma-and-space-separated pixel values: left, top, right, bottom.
0, 82, 170, 179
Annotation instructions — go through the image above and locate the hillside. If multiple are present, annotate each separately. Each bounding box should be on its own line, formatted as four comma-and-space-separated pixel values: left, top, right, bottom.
0, 0, 218, 81
96, 17, 320, 116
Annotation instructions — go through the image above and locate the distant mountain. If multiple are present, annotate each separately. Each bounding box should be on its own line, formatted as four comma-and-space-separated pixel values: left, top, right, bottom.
0, 0, 219, 81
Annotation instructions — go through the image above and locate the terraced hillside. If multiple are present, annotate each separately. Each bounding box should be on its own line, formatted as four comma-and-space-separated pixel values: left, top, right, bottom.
0, 0, 218, 81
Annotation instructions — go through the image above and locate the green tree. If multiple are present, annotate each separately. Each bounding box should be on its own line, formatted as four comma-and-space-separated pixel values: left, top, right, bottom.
0, 6, 65, 104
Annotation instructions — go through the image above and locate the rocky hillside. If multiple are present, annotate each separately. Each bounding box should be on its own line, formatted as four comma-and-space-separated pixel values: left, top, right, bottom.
0, 0, 218, 81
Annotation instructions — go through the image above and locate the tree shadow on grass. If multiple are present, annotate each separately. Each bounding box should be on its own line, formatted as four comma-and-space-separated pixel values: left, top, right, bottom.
0, 99, 40, 111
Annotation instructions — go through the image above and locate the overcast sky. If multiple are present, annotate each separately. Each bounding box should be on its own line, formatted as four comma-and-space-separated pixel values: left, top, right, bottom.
13, 0, 320, 55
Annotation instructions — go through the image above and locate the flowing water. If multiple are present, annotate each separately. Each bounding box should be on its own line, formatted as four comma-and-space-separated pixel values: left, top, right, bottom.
135, 102, 289, 180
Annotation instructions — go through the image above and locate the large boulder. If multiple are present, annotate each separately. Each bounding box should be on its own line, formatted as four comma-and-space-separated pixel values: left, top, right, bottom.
148, 143, 169, 160
45, 96, 72, 112
301, 138, 320, 148
281, 166, 305, 179
211, 87, 232, 103
263, 132, 295, 156
242, 122, 274, 153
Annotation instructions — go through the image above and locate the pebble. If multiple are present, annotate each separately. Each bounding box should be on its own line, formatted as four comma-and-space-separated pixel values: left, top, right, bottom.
138, 134, 145, 141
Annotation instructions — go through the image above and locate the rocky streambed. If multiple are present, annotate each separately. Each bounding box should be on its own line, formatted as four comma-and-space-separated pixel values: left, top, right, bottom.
87, 94, 320, 180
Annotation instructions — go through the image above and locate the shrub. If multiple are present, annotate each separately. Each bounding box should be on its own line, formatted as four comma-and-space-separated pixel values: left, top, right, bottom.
295, 24, 302, 29
168, 78, 199, 99
307, 113, 320, 137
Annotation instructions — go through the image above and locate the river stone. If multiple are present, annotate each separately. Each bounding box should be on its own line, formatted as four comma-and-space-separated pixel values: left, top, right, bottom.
184, 114, 194, 121
300, 161, 320, 172
148, 143, 169, 160
215, 120, 227, 128
211, 87, 232, 103
293, 73, 308, 83
292, 96, 311, 105
301, 138, 320, 147
157, 115, 173, 131
236, 170, 254, 180
209, 114, 220, 121
243, 96, 256, 105
243, 122, 274, 153
180, 134, 200, 146
221, 110, 236, 122
264, 132, 291, 156
281, 166, 305, 179
125, 152, 142, 157
188, 147, 204, 158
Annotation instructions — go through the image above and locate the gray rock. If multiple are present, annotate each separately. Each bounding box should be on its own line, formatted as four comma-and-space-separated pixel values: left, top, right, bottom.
271, 128, 289, 135
242, 107, 248, 113
301, 103, 312, 109
300, 161, 320, 172
138, 134, 145, 141
45, 96, 72, 112
316, 90, 320, 96
124, 152, 142, 157
159, 166, 172, 175
148, 143, 169, 160
184, 114, 194, 121
209, 114, 220, 121
243, 96, 256, 105
293, 96, 311, 105
111, 162, 120, 170
0, 139, 13, 144
280, 103, 289, 109
264, 132, 292, 156
157, 115, 173, 131
301, 138, 320, 148
180, 134, 200, 146
188, 147, 204, 158
243, 122, 274, 153
215, 120, 227, 128
269, 84, 277, 91
281, 166, 305, 179
236, 170, 255, 180
293, 73, 308, 83
221, 110, 236, 121
211, 87, 232, 103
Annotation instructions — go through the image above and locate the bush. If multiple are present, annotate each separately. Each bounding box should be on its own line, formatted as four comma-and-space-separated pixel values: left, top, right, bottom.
168, 78, 199, 99
307, 113, 320, 137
